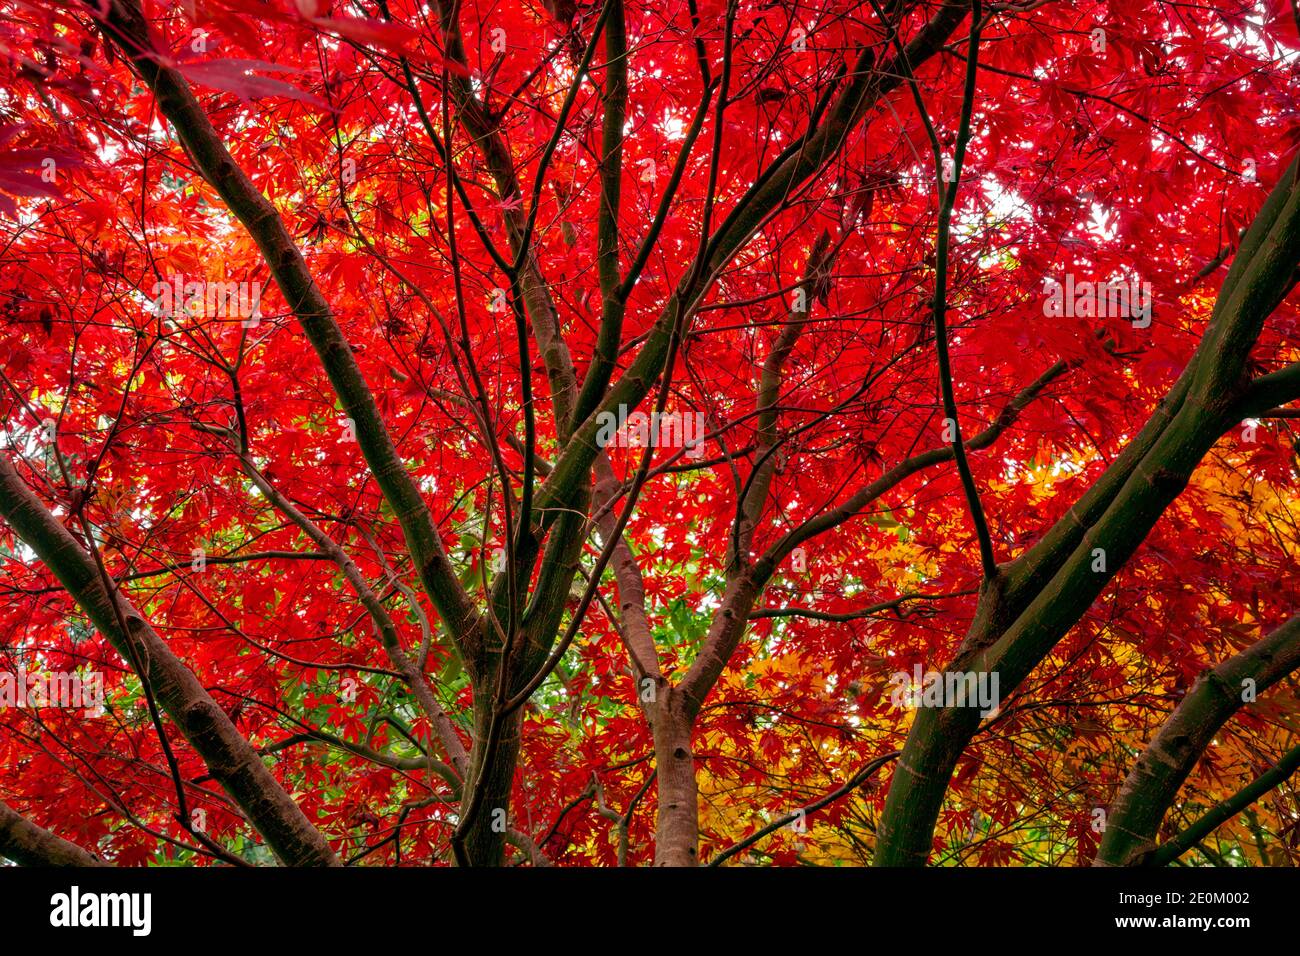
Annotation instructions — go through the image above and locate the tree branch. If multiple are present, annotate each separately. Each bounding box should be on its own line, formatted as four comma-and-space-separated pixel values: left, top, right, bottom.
0, 798, 109, 866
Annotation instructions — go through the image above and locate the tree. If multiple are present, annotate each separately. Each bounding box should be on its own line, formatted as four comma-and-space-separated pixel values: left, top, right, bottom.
1, 0, 1298, 867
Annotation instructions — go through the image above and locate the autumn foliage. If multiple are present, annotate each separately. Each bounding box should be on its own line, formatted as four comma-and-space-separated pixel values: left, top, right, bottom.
1, 0, 1299, 867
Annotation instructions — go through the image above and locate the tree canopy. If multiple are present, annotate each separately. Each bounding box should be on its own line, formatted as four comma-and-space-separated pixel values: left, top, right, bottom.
1, 0, 1299, 868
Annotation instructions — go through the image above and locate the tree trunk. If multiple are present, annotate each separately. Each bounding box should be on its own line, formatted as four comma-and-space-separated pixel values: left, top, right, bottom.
458, 693, 523, 867
651, 689, 699, 866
